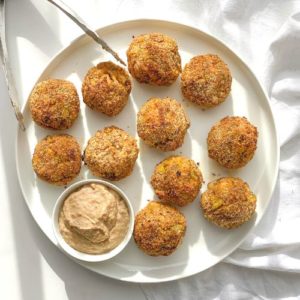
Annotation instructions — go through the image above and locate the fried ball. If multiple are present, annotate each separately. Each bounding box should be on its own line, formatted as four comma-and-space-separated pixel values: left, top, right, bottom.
32, 135, 81, 186
84, 126, 139, 180
137, 97, 190, 151
151, 156, 203, 206
207, 116, 258, 169
134, 201, 186, 256
82, 61, 132, 116
181, 54, 232, 108
200, 177, 256, 229
127, 33, 181, 86
29, 79, 80, 130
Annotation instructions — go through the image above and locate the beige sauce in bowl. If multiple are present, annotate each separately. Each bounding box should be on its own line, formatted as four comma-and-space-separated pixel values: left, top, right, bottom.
59, 183, 130, 254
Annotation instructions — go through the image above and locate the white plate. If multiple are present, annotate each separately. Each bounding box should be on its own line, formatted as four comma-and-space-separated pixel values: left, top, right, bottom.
16, 19, 279, 283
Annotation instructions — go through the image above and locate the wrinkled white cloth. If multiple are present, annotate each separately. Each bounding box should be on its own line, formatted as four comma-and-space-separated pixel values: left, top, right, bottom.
5, 0, 300, 299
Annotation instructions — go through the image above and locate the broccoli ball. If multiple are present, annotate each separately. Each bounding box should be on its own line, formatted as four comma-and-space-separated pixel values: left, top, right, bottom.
207, 116, 258, 168
84, 126, 139, 180
127, 33, 181, 86
32, 134, 81, 185
82, 61, 132, 116
201, 177, 257, 229
137, 97, 190, 151
134, 201, 186, 256
181, 54, 232, 108
151, 156, 203, 206
29, 79, 80, 130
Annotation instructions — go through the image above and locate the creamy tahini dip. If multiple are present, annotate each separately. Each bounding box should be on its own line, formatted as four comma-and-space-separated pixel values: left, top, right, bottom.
59, 183, 130, 254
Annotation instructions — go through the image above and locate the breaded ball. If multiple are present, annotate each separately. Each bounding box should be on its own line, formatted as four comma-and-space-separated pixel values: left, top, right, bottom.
207, 116, 258, 169
127, 33, 181, 86
137, 97, 190, 151
134, 201, 186, 256
181, 54, 232, 108
84, 126, 139, 180
151, 156, 203, 206
82, 61, 132, 116
200, 177, 256, 229
32, 135, 81, 186
29, 79, 80, 130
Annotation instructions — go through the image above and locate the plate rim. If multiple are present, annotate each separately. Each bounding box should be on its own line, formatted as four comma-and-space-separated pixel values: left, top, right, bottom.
15, 18, 280, 283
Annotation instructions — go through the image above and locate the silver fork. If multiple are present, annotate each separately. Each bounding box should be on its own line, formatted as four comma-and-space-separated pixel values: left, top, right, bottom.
0, 0, 25, 131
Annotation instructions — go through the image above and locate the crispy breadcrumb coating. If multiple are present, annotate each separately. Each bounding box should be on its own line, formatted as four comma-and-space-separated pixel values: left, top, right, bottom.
181, 54, 232, 108
127, 33, 181, 86
134, 201, 186, 256
137, 97, 190, 151
201, 177, 256, 229
82, 61, 132, 116
151, 156, 203, 206
29, 79, 80, 130
32, 134, 81, 185
207, 116, 258, 169
84, 126, 139, 180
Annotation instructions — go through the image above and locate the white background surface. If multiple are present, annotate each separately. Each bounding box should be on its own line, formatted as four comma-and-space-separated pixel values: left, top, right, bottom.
1, 0, 300, 299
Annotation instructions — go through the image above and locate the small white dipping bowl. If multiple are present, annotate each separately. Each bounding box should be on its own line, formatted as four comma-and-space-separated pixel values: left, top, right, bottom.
52, 179, 134, 262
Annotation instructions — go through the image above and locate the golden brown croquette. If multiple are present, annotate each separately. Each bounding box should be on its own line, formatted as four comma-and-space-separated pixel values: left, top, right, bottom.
82, 61, 132, 116
29, 79, 80, 130
207, 116, 258, 169
200, 177, 257, 229
151, 156, 203, 206
181, 54, 232, 108
134, 201, 186, 256
84, 126, 139, 180
32, 135, 81, 186
127, 33, 181, 86
137, 97, 190, 151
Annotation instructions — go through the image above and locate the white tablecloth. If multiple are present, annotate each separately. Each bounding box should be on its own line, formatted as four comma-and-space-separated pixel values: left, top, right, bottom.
1, 0, 300, 299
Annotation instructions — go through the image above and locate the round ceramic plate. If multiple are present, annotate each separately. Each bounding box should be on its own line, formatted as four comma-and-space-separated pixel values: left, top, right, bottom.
16, 19, 279, 283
